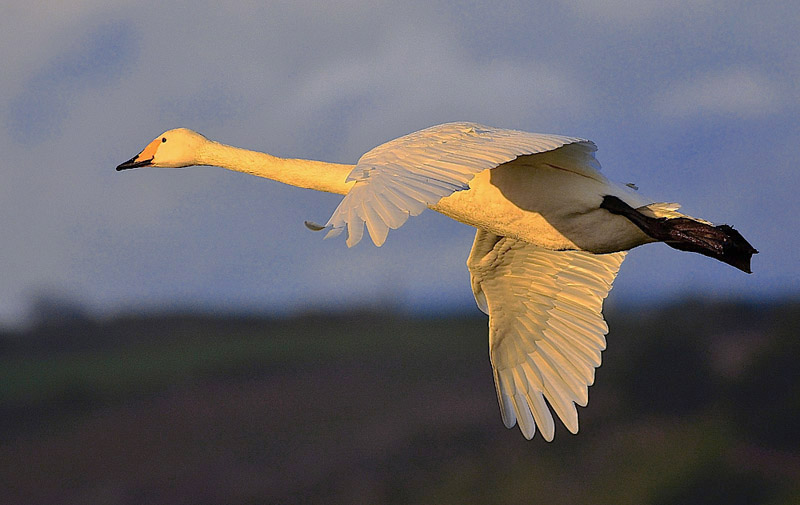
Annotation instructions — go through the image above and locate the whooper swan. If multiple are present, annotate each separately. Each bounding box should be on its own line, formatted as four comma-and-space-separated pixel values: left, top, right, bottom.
118, 122, 757, 441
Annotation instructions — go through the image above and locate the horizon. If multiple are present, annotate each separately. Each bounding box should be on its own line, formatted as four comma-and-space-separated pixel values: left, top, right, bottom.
5, 289, 795, 334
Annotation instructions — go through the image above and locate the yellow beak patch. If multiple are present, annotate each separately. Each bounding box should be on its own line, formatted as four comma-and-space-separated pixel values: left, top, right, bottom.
136, 137, 161, 163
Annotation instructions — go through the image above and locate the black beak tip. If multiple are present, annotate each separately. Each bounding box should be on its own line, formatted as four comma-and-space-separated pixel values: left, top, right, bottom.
116, 157, 151, 171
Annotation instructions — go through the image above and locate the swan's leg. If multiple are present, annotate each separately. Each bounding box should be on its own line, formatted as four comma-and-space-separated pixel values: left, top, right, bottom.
600, 195, 757, 273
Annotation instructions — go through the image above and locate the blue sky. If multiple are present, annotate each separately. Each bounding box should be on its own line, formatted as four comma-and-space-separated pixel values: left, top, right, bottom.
1, 1, 798, 326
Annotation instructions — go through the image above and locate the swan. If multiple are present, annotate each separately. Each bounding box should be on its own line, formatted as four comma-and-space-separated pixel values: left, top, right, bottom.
117, 122, 757, 441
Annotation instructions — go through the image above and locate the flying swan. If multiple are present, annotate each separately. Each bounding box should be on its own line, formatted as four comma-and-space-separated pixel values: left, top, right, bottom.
117, 122, 757, 441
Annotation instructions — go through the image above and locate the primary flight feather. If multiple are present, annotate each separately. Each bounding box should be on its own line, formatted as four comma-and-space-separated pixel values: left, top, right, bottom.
117, 122, 757, 440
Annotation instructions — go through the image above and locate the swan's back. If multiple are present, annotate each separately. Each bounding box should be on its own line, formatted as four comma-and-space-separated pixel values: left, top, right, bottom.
325, 122, 595, 247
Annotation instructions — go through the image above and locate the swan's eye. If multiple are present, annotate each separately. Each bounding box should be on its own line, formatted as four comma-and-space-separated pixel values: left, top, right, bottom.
161, 137, 167, 143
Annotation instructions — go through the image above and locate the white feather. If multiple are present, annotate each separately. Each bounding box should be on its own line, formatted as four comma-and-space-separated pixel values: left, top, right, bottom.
468, 230, 624, 440
324, 122, 588, 247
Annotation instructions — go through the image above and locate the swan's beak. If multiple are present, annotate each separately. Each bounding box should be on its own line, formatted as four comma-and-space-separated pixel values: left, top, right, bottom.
116, 137, 160, 171
116, 155, 152, 171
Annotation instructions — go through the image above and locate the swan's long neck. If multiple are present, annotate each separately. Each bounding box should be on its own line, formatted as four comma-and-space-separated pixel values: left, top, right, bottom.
197, 141, 356, 195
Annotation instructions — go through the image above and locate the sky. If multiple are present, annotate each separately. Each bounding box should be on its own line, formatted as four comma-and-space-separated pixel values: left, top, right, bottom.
1, 1, 798, 326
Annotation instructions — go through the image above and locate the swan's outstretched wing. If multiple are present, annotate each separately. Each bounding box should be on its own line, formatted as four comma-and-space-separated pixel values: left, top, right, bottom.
467, 229, 625, 441
323, 122, 595, 246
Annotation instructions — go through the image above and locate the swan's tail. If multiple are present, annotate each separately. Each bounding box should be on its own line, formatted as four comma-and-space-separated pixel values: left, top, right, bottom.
601, 195, 758, 273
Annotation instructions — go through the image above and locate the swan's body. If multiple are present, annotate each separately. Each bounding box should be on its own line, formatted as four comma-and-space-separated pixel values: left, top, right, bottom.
118, 122, 756, 441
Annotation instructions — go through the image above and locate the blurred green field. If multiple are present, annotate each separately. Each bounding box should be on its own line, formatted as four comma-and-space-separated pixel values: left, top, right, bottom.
2, 300, 799, 504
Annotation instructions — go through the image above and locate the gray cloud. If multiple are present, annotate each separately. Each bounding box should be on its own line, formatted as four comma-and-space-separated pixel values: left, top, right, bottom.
6, 20, 139, 145
655, 67, 784, 119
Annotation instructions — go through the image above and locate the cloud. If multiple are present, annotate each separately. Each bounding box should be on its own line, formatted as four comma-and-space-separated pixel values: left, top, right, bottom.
5, 20, 139, 145
285, 22, 587, 162
158, 84, 246, 129
654, 67, 783, 120
565, 0, 689, 24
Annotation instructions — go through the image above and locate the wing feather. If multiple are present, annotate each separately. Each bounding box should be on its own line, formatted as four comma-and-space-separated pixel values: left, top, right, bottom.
467, 229, 625, 440
323, 122, 592, 246
524, 381, 555, 441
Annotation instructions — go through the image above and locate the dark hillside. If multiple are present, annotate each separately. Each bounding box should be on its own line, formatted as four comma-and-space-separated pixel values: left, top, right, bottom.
2, 300, 798, 504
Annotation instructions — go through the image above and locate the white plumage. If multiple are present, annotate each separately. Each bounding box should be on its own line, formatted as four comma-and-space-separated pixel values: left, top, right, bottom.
117, 121, 756, 440
324, 122, 589, 247
468, 231, 624, 440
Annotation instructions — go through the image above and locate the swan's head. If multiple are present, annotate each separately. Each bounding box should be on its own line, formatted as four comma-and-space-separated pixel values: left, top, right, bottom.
116, 128, 209, 170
